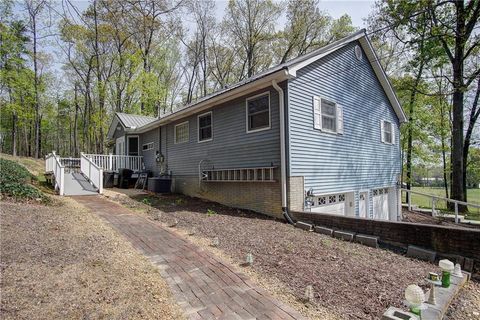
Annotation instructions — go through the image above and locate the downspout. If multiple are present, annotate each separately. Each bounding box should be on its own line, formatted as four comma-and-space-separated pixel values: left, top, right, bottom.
272, 80, 295, 224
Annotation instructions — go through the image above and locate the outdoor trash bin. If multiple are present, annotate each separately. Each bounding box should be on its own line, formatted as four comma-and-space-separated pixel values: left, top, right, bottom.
147, 177, 171, 193
103, 171, 115, 188
118, 168, 133, 189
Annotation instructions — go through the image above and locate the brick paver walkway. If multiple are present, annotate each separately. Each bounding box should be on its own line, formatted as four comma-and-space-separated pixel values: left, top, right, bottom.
73, 196, 305, 320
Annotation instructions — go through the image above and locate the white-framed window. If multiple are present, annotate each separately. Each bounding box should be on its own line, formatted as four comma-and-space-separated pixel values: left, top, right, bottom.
314, 193, 346, 207
381, 120, 394, 144
313, 96, 344, 134
174, 121, 189, 144
246, 92, 270, 133
198, 111, 213, 142
142, 142, 154, 151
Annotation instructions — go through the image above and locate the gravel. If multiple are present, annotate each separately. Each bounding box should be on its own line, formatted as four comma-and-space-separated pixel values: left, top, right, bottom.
0, 198, 184, 320
107, 190, 450, 320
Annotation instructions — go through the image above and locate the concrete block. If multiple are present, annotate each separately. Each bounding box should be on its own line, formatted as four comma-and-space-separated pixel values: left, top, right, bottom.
295, 221, 312, 231
463, 258, 473, 272
406, 245, 436, 262
382, 307, 419, 320
355, 234, 379, 248
333, 230, 354, 242
313, 226, 333, 236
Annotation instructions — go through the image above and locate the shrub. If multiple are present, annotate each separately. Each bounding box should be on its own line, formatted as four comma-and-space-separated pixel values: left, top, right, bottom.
206, 209, 217, 216
0, 158, 33, 184
0, 158, 48, 203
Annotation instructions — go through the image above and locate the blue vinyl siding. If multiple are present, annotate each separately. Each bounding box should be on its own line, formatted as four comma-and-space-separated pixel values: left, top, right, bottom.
142, 85, 283, 176
288, 41, 401, 197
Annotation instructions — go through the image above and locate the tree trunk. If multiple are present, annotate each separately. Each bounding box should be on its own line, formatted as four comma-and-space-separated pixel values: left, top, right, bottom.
12, 112, 17, 156
32, 14, 40, 158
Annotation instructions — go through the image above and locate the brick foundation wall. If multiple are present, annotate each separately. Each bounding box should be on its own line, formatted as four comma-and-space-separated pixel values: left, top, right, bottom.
172, 175, 283, 219
292, 211, 480, 263
288, 176, 304, 212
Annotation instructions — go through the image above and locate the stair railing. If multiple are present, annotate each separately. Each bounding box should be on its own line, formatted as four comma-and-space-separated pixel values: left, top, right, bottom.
80, 153, 103, 194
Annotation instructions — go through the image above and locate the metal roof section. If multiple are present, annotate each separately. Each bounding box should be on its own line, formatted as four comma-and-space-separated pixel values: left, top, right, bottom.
131, 29, 406, 134
116, 112, 157, 129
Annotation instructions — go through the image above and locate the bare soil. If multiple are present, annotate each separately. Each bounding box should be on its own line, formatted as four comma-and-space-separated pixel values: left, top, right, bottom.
106, 189, 449, 320
0, 198, 183, 320
402, 209, 480, 229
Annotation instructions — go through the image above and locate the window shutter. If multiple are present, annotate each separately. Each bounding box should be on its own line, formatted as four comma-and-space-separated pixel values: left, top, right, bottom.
391, 124, 395, 145
380, 120, 385, 143
313, 96, 321, 129
336, 105, 344, 134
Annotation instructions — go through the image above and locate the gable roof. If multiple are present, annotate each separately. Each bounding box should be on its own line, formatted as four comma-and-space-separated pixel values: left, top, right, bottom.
107, 112, 156, 140
116, 112, 157, 128
132, 29, 406, 134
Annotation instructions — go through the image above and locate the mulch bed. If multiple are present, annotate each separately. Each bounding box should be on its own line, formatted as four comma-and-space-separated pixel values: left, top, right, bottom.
0, 199, 183, 320
109, 190, 444, 320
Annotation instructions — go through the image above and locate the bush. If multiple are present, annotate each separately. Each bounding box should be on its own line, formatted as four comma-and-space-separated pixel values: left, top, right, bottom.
0, 158, 48, 203
0, 158, 33, 184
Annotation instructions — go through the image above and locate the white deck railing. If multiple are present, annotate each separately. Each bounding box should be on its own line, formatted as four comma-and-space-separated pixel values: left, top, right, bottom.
46, 152, 65, 195
401, 188, 480, 223
81, 153, 103, 194
84, 154, 144, 172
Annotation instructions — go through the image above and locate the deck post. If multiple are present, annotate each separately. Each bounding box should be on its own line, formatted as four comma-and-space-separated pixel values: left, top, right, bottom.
454, 202, 459, 223
109, 153, 113, 171
431, 197, 435, 216
407, 189, 411, 211
59, 167, 64, 196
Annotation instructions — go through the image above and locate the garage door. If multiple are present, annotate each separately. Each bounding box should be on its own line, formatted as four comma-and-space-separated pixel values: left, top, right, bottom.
372, 188, 389, 220
311, 193, 346, 215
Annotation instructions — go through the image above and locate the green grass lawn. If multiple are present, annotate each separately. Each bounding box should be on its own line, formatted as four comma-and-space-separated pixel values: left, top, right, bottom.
402, 187, 480, 220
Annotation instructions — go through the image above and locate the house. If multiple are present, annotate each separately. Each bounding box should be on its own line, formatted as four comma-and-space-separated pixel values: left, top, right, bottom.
104, 29, 407, 221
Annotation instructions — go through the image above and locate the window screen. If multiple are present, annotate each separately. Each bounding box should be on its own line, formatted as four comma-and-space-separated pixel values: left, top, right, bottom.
175, 122, 189, 144
247, 94, 270, 131
198, 113, 212, 141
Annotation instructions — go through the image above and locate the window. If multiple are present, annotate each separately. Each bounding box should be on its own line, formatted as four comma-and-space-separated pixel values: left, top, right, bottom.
313, 96, 343, 134
174, 121, 189, 144
198, 112, 213, 142
246, 93, 270, 132
381, 120, 394, 144
142, 142, 153, 151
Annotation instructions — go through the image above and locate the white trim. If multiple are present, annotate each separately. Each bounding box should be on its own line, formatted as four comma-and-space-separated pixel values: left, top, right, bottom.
359, 36, 407, 123
127, 135, 140, 156
246, 91, 271, 133
142, 142, 154, 151
197, 111, 213, 143
116, 136, 125, 155
313, 95, 342, 135
381, 120, 394, 145
174, 121, 189, 144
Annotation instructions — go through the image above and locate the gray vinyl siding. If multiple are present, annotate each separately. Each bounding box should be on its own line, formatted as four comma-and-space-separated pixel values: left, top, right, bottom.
159, 86, 282, 176
140, 128, 160, 171
288, 41, 401, 195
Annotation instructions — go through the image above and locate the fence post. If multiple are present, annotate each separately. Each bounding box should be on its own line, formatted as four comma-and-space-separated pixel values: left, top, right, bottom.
454, 202, 459, 223
109, 153, 113, 171
99, 169, 103, 194
407, 189, 412, 211
59, 167, 64, 196
431, 197, 436, 217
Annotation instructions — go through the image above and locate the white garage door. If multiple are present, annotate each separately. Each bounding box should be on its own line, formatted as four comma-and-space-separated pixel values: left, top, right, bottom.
311, 193, 346, 215
372, 188, 389, 220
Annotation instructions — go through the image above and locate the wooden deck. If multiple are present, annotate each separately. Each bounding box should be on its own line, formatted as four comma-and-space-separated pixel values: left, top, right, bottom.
63, 172, 98, 196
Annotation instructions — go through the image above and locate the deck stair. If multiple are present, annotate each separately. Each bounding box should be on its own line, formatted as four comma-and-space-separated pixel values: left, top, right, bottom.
45, 152, 144, 196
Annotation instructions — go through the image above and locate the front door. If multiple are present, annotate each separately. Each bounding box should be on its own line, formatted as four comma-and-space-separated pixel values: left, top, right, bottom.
359, 192, 368, 218
127, 136, 139, 156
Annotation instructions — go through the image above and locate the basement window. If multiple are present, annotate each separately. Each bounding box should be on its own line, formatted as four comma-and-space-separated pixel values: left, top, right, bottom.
246, 92, 270, 133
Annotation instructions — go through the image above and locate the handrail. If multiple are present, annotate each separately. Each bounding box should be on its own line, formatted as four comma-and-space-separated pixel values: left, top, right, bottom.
401, 188, 480, 223
83, 154, 143, 172
80, 153, 103, 194
52, 152, 65, 196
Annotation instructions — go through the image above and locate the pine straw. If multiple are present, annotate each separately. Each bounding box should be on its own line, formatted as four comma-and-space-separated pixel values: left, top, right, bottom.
0, 198, 184, 320
106, 190, 445, 320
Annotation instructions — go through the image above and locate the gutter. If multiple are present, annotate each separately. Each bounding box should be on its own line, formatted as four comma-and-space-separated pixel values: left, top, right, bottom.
272, 80, 295, 225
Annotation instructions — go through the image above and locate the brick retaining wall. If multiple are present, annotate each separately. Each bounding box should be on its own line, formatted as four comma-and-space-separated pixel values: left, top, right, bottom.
291, 211, 480, 263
